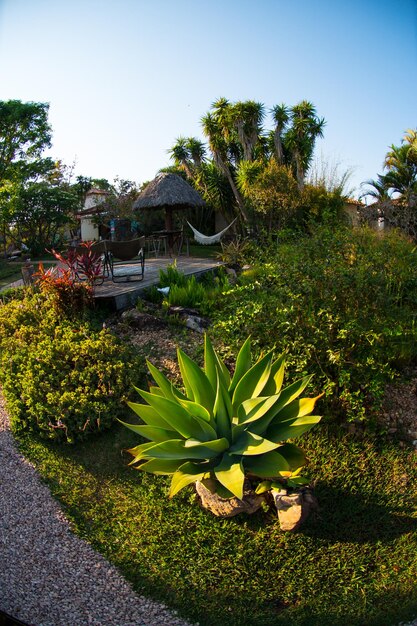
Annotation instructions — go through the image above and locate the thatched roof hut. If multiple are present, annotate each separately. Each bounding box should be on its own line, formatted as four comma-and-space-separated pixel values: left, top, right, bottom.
133, 172, 205, 230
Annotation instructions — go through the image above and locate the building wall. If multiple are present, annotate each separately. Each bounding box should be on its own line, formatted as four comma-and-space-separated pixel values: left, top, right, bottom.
80, 217, 99, 241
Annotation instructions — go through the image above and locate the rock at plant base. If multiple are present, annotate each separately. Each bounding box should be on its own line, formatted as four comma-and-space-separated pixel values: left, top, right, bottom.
272, 488, 317, 531
168, 306, 210, 333
195, 480, 265, 517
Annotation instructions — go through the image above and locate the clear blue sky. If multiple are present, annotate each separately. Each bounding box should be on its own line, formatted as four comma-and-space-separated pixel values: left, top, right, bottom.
0, 0, 416, 198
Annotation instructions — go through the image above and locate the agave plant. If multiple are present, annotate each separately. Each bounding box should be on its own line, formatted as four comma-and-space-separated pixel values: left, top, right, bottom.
121, 336, 322, 500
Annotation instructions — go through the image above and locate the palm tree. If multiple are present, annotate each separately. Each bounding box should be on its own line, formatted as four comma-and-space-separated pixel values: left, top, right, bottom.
201, 111, 248, 222
167, 137, 194, 178
383, 132, 417, 203
271, 104, 290, 164
360, 174, 391, 203
285, 101, 325, 190
230, 100, 265, 162
186, 137, 206, 169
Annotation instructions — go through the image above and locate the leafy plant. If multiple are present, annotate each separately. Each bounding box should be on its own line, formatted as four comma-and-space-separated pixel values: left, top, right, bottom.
35, 242, 103, 314
121, 335, 322, 500
165, 276, 207, 309
0, 292, 140, 443
215, 238, 252, 269
158, 260, 187, 288
36, 262, 94, 314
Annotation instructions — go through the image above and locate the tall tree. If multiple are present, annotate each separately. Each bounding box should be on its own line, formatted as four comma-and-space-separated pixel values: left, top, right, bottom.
284, 101, 325, 190
0, 100, 53, 254
361, 129, 417, 238
0, 100, 52, 183
271, 104, 290, 164
168, 97, 326, 229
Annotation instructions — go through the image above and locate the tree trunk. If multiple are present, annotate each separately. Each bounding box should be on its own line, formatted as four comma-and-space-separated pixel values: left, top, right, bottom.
294, 151, 305, 191
274, 130, 285, 165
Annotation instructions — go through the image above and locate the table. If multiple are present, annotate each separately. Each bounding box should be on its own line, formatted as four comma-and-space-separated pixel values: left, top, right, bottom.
152, 230, 182, 256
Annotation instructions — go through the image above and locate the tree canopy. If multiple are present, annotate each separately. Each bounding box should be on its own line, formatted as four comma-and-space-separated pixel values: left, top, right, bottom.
361, 129, 417, 239
168, 97, 329, 232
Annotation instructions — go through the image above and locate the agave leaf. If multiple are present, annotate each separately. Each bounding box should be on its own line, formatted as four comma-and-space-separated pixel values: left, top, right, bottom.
249, 375, 314, 435
288, 476, 310, 487
229, 336, 252, 393
214, 453, 245, 499
138, 458, 185, 474
146, 360, 187, 401
127, 401, 172, 429
262, 352, 286, 396
213, 371, 233, 440
136, 438, 228, 460
229, 431, 280, 456
204, 334, 230, 390
255, 480, 272, 494
231, 422, 247, 443
237, 395, 280, 425
169, 461, 207, 497
177, 348, 215, 412
271, 394, 324, 422
119, 422, 179, 443
267, 415, 322, 442
126, 441, 159, 464
138, 390, 217, 442
275, 443, 306, 469
243, 449, 290, 477
213, 483, 236, 499
232, 351, 273, 409
271, 375, 314, 414
176, 396, 214, 426
149, 386, 166, 397
184, 437, 229, 453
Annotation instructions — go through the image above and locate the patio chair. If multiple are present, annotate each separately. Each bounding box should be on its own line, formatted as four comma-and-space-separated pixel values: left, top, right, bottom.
104, 237, 145, 283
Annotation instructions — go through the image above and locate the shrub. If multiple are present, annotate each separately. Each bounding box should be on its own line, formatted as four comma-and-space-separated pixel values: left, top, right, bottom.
158, 261, 187, 288
211, 225, 417, 424
0, 293, 138, 443
166, 276, 207, 309
35, 242, 103, 315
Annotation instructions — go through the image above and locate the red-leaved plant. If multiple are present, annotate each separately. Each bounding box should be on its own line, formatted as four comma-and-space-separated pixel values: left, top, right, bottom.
35, 242, 104, 314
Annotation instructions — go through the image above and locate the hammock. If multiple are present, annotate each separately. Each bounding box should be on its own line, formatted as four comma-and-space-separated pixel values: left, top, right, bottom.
186, 218, 237, 245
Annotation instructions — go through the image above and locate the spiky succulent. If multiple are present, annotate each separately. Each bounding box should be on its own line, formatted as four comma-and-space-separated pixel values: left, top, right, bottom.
121, 336, 322, 500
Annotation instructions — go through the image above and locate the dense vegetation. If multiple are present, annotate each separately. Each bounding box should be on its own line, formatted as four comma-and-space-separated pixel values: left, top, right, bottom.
212, 225, 417, 425
0, 223, 415, 625
1, 98, 416, 625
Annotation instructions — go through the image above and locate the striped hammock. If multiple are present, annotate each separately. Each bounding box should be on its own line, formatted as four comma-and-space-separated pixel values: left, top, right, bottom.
187, 218, 237, 245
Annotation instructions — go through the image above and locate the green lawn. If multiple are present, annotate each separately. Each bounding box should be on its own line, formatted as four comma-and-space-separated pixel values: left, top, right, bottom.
15, 393, 417, 626
188, 242, 221, 259
0, 259, 25, 288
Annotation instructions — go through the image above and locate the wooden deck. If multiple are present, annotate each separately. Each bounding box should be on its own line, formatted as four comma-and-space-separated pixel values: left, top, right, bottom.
94, 256, 223, 310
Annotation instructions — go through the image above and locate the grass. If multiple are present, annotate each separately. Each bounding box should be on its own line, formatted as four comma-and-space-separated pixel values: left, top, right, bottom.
0, 258, 55, 289
14, 404, 417, 626
0, 259, 25, 288
188, 242, 221, 259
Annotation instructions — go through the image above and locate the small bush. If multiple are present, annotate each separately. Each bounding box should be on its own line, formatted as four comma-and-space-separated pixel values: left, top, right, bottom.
0, 293, 139, 443
158, 261, 187, 288
166, 276, 207, 308
0, 285, 26, 303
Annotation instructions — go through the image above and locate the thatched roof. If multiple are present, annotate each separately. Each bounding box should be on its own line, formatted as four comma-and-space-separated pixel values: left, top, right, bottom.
133, 173, 206, 210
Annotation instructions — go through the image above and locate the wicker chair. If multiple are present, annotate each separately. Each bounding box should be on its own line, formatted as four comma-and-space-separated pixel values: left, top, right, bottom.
104, 237, 145, 283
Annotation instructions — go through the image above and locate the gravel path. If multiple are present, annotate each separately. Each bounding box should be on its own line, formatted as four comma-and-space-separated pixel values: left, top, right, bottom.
0, 394, 193, 626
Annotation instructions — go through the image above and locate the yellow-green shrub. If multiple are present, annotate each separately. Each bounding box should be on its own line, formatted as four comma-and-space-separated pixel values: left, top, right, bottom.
0, 293, 137, 443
